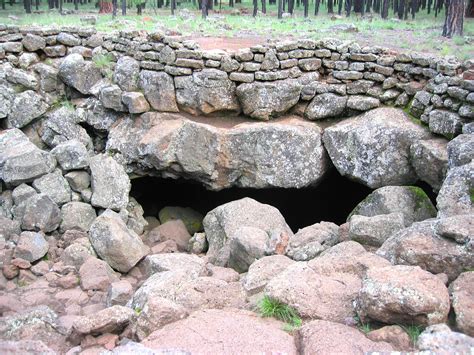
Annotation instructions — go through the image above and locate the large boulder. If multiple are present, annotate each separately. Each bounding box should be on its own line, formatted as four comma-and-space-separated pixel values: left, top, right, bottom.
450, 272, 474, 337
416, 324, 474, 353
348, 213, 406, 247
139, 70, 178, 112
7, 90, 48, 128
17, 194, 61, 233
58, 53, 102, 94
236, 79, 302, 120
305, 93, 347, 120
142, 309, 297, 354
447, 133, 474, 168
141, 253, 205, 278
0, 129, 56, 187
323, 108, 432, 188
88, 210, 149, 273
89, 154, 130, 211
356, 265, 450, 326
175, 69, 240, 115
113, 56, 140, 91
296, 320, 393, 354
436, 162, 474, 217
60, 202, 97, 232
32, 170, 71, 206
348, 186, 437, 225
286, 221, 339, 261
107, 113, 328, 190
264, 262, 360, 322
377, 219, 473, 282
203, 198, 293, 267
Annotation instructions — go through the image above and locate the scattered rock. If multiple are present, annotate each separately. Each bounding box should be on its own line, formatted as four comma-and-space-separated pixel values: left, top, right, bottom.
416, 324, 474, 353
450, 271, 474, 337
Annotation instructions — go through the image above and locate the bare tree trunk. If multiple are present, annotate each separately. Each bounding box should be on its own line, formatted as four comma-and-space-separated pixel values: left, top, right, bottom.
24, 0, 31, 12
253, 0, 257, 15
261, 0, 266, 13
315, 0, 321, 14
327, 0, 333, 12
112, 0, 117, 18
303, 0, 308, 16
442, 0, 464, 37
278, 0, 283, 17
171, 0, 176, 14
381, 0, 389, 17
338, 0, 343, 14
345, 0, 351, 16
121, 0, 126, 14
202, 0, 207, 18
1, 0, 5, 10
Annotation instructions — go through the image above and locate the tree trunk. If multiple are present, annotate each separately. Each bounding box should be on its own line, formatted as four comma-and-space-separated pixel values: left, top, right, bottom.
303, 0, 308, 16
442, 0, 464, 37
381, 0, 389, 17
327, 0, 333, 12
59, 0, 63, 12
338, 0, 343, 14
397, 0, 404, 18
1, 0, 5, 10
253, 0, 257, 15
24, 0, 31, 13
278, 0, 283, 17
345, 0, 351, 16
112, 0, 117, 17
315, 0, 321, 14
202, 0, 207, 18
121, 0, 126, 14
171, 0, 176, 14
261, 0, 266, 13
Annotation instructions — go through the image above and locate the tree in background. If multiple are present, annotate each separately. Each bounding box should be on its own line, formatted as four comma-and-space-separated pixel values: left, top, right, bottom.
442, 0, 465, 37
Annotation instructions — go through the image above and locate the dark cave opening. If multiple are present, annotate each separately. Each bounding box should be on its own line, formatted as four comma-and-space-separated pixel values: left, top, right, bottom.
130, 169, 437, 232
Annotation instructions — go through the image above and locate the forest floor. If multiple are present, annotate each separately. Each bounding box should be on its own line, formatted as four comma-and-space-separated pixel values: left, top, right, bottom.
1, 2, 473, 59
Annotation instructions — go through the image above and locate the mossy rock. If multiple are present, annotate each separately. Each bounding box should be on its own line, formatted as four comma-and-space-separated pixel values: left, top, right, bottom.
158, 206, 204, 234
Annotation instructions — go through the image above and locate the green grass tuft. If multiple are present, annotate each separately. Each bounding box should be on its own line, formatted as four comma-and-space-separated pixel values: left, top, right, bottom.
258, 296, 302, 329
470, 188, 474, 204
92, 53, 114, 70
401, 324, 424, 347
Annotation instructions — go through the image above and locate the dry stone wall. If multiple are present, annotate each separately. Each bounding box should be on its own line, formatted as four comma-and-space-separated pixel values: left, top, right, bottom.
1, 24, 473, 139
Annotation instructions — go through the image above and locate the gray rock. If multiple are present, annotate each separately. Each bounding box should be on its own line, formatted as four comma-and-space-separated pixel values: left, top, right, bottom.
12, 183, 37, 206
436, 162, 474, 217
323, 108, 432, 188
449, 272, 474, 337
0, 85, 14, 119
60, 202, 97, 232
447, 133, 474, 168
22, 33, 46, 51
243, 255, 294, 295
32, 170, 71, 206
114, 56, 140, 91
57, 32, 81, 46
58, 53, 102, 94
18, 194, 61, 233
64, 171, 90, 192
410, 138, 448, 192
228, 226, 269, 273
236, 79, 301, 120
0, 129, 56, 186
122, 91, 150, 114
107, 113, 328, 190
139, 70, 178, 112
305, 93, 347, 120
13, 231, 49, 262
51, 139, 89, 171
429, 109, 465, 138
203, 198, 293, 267
0, 215, 21, 239
348, 213, 406, 247
377, 220, 473, 282
417, 324, 474, 353
100, 84, 126, 112
90, 154, 130, 211
7, 90, 48, 128
286, 222, 339, 261
89, 210, 149, 272
434, 214, 473, 245
176, 69, 240, 116
141, 253, 205, 278
188, 232, 208, 254
349, 185, 436, 225
346, 95, 380, 111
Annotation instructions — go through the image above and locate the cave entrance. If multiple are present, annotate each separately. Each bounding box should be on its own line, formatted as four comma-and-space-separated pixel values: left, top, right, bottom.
130, 169, 381, 232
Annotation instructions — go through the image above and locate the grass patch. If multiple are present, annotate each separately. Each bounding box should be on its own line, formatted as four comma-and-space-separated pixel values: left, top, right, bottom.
401, 324, 424, 347
258, 296, 302, 330
92, 53, 114, 69
470, 188, 474, 204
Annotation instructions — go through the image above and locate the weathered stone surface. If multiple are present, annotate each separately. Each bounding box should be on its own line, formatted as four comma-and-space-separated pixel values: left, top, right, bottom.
228, 226, 269, 272
243, 255, 295, 295
79, 256, 118, 291
148, 220, 192, 251
158, 206, 203, 235
305, 93, 347, 120
450, 272, 474, 337
323, 108, 431, 188
377, 220, 473, 282
175, 69, 239, 115
58, 54, 102, 94
89, 210, 149, 273
139, 70, 178, 112
429, 109, 464, 138
436, 162, 474, 217
286, 221, 339, 261
69, 305, 134, 344
434, 214, 473, 244
50, 139, 89, 171
19, 194, 61, 233
22, 33, 46, 51
141, 253, 205, 278
13, 231, 49, 262
203, 198, 293, 266
347, 95, 380, 111
0, 340, 55, 355
60, 202, 96, 232
367, 325, 412, 351
99, 84, 126, 112
296, 320, 393, 354
107, 113, 328, 190
32, 170, 71, 206
121, 91, 150, 114
357, 265, 450, 325
114, 56, 140, 91
142, 309, 297, 354
416, 324, 474, 353
410, 138, 448, 191
89, 154, 130, 210
348, 213, 406, 247
0, 129, 56, 186
133, 296, 188, 341
7, 90, 48, 128
447, 133, 474, 168
349, 186, 436, 225
107, 280, 133, 307
265, 262, 359, 322
236, 79, 301, 120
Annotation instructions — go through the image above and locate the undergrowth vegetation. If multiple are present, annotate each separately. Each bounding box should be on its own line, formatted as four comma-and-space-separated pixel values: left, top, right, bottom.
258, 296, 302, 331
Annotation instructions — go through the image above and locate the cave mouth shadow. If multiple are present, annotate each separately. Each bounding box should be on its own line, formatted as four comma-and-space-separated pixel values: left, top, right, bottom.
130, 169, 437, 233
